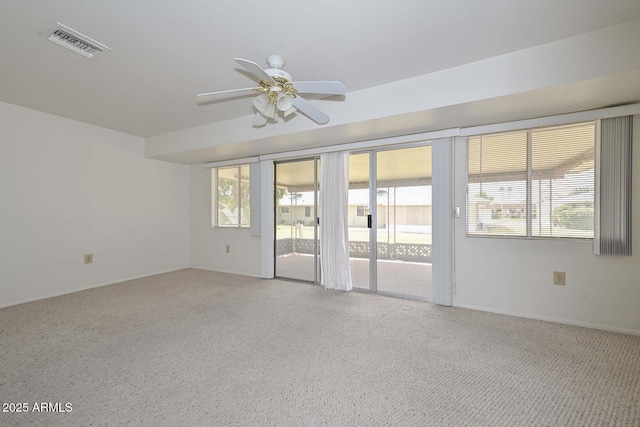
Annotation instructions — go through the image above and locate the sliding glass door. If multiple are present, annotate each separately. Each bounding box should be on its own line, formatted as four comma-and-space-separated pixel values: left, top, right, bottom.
345, 145, 433, 298
348, 153, 371, 289
375, 146, 432, 298
274, 158, 320, 282
274, 144, 435, 300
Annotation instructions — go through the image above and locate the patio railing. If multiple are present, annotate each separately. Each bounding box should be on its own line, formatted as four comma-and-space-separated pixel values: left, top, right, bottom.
275, 238, 432, 263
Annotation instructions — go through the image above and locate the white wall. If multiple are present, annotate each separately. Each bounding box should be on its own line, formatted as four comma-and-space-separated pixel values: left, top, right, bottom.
0, 101, 190, 308
186, 115, 640, 334
453, 115, 640, 334
189, 166, 263, 277
146, 19, 640, 165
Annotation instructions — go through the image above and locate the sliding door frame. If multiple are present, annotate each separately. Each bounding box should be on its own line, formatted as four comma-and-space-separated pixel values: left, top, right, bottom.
273, 156, 321, 284
350, 140, 435, 300
271, 138, 452, 305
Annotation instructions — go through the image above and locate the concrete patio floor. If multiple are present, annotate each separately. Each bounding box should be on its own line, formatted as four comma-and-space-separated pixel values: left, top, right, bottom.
275, 253, 432, 299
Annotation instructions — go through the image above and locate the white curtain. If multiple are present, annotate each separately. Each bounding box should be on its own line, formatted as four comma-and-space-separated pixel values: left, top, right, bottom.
319, 152, 352, 291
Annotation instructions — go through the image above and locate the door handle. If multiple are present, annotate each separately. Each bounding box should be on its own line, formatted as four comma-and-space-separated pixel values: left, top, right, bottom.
367, 214, 372, 229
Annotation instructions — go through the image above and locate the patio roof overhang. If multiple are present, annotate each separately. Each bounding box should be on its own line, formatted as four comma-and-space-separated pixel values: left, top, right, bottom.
274, 122, 595, 191
275, 146, 433, 191
468, 122, 595, 183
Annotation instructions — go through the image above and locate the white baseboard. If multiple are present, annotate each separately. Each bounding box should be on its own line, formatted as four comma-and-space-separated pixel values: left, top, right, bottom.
189, 265, 265, 279
0, 267, 189, 309
453, 303, 640, 336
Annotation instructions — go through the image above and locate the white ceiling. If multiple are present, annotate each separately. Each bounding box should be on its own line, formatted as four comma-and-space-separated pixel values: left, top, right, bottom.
2, 1, 640, 137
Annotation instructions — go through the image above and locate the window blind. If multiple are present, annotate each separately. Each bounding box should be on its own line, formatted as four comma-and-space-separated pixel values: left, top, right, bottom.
468, 131, 527, 236
467, 122, 595, 239
530, 123, 595, 238
595, 116, 633, 256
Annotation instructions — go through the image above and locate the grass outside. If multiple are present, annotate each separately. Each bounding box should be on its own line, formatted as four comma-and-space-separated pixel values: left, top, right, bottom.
276, 225, 432, 244
277, 221, 591, 242
479, 218, 593, 238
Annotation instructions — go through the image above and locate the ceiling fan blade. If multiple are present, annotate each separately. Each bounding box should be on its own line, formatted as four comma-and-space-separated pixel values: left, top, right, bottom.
234, 58, 274, 83
294, 81, 346, 96
292, 96, 329, 125
253, 111, 268, 127
197, 87, 257, 102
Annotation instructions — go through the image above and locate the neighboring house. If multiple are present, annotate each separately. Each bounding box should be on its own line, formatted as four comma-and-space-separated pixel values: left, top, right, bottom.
488, 200, 527, 218
467, 195, 493, 233
276, 192, 317, 226
276, 187, 432, 230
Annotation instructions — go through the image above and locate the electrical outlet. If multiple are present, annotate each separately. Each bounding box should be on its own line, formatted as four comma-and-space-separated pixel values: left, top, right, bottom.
225, 245, 230, 253
553, 271, 566, 286
84, 254, 93, 264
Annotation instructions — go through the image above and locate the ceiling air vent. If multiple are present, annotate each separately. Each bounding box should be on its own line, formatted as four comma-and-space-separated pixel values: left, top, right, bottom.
42, 23, 111, 59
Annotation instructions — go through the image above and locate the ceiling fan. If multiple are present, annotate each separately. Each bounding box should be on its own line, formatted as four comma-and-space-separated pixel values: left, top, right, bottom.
197, 55, 346, 127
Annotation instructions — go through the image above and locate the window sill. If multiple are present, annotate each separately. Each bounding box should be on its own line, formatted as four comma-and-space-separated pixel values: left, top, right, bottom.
465, 234, 593, 242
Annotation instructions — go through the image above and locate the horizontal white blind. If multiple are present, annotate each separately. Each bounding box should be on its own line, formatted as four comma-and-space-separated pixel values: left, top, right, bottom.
531, 123, 595, 238
467, 122, 595, 238
467, 131, 528, 236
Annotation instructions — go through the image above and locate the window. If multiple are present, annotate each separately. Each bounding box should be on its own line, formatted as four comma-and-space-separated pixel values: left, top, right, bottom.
467, 122, 595, 239
213, 164, 250, 227
356, 205, 369, 217
305, 206, 311, 217
280, 206, 290, 214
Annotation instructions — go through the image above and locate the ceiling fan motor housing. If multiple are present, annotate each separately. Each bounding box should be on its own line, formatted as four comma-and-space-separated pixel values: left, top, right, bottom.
266, 54, 285, 69
265, 55, 291, 81
265, 68, 292, 82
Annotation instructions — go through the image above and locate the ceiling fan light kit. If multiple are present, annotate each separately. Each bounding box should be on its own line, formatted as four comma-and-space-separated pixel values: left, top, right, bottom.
197, 55, 346, 127
276, 92, 293, 111
251, 94, 268, 113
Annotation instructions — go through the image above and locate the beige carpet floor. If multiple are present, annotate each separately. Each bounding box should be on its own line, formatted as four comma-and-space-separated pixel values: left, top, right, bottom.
1, 268, 639, 426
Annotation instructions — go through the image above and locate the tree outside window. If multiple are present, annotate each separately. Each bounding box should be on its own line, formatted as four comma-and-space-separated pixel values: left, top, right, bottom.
213, 165, 250, 227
